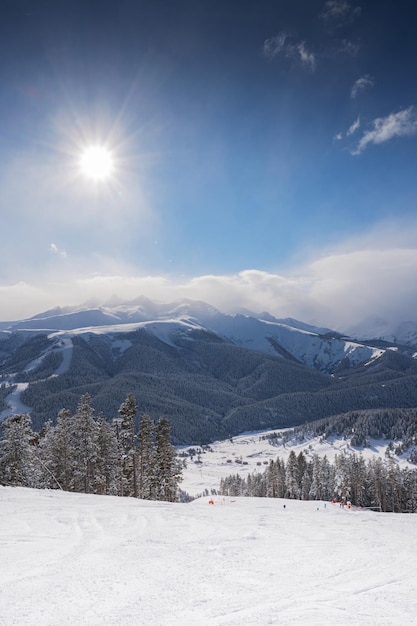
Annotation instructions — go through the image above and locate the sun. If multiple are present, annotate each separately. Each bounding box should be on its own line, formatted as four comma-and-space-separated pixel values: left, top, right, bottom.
79, 146, 114, 181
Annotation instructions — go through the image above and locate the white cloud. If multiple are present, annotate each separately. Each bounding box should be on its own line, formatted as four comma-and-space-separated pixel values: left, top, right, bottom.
351, 75, 375, 99
331, 39, 361, 57
347, 117, 360, 136
352, 107, 417, 155
320, 1, 361, 26
295, 42, 316, 71
263, 32, 316, 71
50, 243, 67, 258
263, 32, 288, 59
3, 222, 417, 334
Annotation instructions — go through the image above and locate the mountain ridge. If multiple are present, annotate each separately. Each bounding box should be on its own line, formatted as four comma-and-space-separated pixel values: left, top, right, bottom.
1, 297, 417, 443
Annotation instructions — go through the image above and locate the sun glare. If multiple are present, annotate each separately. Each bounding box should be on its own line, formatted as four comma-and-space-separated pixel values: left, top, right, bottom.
79, 146, 114, 181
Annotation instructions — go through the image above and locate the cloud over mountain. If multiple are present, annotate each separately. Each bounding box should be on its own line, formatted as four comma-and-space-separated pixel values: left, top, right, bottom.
3, 221, 417, 334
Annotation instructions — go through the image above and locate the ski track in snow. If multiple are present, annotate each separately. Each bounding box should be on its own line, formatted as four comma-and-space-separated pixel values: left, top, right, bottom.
0, 337, 73, 422
1, 487, 417, 625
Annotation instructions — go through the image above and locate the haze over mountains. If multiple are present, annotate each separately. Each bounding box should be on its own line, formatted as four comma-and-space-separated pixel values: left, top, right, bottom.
1, 297, 417, 444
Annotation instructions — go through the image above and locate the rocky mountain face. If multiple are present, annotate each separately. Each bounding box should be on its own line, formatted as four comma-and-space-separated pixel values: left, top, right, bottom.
1, 298, 417, 444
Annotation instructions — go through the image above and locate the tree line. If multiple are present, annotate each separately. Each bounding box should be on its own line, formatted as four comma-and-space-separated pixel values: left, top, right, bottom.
0, 393, 183, 502
264, 408, 417, 459
219, 450, 417, 513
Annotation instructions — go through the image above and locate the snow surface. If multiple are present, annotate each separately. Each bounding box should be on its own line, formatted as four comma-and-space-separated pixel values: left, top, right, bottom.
0, 336, 73, 422
0, 382, 31, 420
1, 486, 416, 625
180, 430, 416, 498
6, 299, 387, 372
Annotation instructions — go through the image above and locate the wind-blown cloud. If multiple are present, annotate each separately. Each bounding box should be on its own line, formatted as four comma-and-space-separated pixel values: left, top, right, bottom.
4, 222, 417, 334
351, 75, 375, 99
335, 39, 360, 56
263, 32, 316, 71
334, 117, 359, 142
352, 107, 417, 155
347, 117, 360, 136
50, 243, 67, 258
320, 1, 361, 26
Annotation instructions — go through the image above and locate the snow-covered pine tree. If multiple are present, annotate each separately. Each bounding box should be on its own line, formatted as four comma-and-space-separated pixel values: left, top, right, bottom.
95, 414, 120, 495
309, 453, 322, 500
333, 452, 351, 503
319, 454, 334, 501
0, 413, 40, 487
300, 465, 311, 500
285, 450, 300, 499
266, 460, 278, 498
39, 409, 73, 490
154, 416, 182, 502
70, 393, 99, 494
402, 467, 417, 513
117, 393, 139, 498
350, 453, 368, 507
387, 458, 404, 513
368, 457, 387, 511
138, 413, 155, 499
275, 457, 286, 498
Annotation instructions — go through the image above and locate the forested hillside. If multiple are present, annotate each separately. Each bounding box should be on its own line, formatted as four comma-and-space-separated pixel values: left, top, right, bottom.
270, 407, 417, 463
14, 329, 332, 443
2, 300, 417, 444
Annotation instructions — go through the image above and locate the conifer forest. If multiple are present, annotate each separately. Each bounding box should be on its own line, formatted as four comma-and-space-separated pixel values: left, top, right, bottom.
0, 393, 183, 502
219, 449, 417, 513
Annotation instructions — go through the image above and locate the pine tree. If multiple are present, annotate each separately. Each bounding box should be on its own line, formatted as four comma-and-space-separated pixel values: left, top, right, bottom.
95, 414, 120, 495
285, 450, 300, 499
138, 413, 155, 499
154, 417, 182, 502
309, 454, 322, 500
40, 409, 73, 490
117, 393, 139, 497
300, 465, 311, 500
368, 457, 388, 511
70, 393, 99, 493
333, 452, 351, 503
275, 457, 286, 498
387, 458, 403, 513
320, 455, 334, 501
402, 468, 417, 513
266, 460, 277, 498
0, 414, 40, 487
350, 453, 367, 507
297, 452, 308, 492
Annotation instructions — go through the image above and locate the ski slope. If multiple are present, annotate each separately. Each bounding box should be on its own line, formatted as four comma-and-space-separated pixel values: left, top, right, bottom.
1, 487, 417, 625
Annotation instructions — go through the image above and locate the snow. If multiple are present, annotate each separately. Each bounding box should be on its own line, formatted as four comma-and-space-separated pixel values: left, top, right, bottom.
6, 300, 387, 373
109, 338, 133, 359
179, 429, 416, 498
1, 486, 417, 625
0, 336, 73, 422
50, 337, 73, 375
0, 382, 31, 420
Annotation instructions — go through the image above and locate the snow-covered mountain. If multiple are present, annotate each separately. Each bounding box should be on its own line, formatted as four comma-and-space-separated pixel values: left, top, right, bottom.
6, 297, 387, 372
346, 316, 417, 348
2, 297, 417, 443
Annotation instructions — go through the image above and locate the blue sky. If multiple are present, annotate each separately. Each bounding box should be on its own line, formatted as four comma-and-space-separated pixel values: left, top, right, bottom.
1, 0, 417, 329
